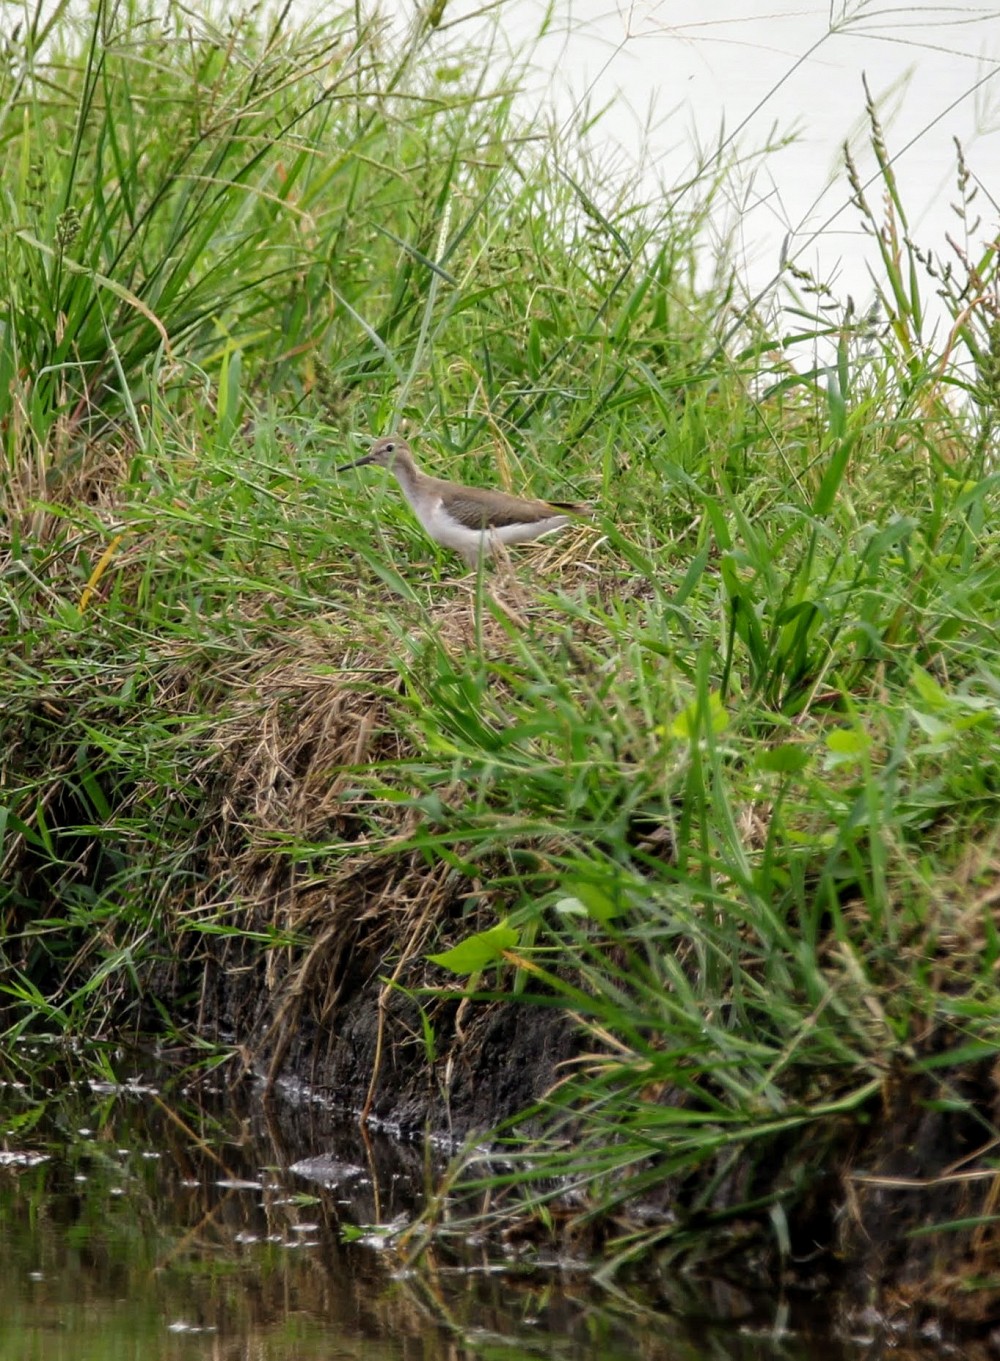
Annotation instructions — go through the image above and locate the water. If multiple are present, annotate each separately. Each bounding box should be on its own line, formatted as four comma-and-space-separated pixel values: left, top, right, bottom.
0, 1054, 952, 1359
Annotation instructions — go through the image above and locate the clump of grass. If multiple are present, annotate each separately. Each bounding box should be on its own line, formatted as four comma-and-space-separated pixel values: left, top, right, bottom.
0, 0, 719, 1031
3, 0, 1000, 1309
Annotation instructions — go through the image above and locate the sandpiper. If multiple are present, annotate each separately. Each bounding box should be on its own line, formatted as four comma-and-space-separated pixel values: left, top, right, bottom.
336, 435, 585, 566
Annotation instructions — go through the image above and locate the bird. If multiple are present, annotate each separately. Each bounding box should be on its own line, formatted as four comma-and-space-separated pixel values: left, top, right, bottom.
335, 435, 586, 566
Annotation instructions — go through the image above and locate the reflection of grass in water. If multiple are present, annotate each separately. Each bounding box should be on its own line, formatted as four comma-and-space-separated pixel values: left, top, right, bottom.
1, 1068, 401, 1318
1, 0, 1000, 1297
5, 1069, 708, 1357
0, 1072, 277, 1337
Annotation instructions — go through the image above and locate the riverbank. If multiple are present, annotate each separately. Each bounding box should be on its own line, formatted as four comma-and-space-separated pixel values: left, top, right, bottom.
2, 0, 1000, 1336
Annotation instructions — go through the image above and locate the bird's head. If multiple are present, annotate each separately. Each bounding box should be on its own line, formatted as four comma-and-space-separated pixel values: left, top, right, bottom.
336, 435, 412, 474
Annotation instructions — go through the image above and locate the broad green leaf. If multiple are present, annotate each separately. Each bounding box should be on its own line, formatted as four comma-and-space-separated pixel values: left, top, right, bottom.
558, 879, 623, 923
671, 690, 729, 740
909, 664, 950, 710
757, 744, 810, 775
428, 923, 520, 975
825, 727, 870, 757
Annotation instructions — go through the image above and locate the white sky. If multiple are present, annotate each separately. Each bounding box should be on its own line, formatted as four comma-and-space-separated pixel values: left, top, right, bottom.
378, 0, 1000, 325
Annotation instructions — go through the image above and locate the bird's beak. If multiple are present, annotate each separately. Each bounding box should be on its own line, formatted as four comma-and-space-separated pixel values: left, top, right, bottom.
335, 451, 376, 473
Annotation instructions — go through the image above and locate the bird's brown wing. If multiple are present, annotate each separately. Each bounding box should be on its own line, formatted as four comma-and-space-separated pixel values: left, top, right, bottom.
443, 486, 587, 531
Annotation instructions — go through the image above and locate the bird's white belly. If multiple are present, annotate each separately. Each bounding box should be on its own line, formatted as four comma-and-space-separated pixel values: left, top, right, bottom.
415, 497, 485, 554
414, 496, 568, 559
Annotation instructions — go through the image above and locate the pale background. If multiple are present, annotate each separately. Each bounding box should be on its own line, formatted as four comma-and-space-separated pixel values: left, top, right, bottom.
374, 0, 1000, 328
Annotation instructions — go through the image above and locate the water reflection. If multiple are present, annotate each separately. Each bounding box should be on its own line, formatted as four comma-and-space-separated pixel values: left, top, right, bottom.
0, 1055, 965, 1359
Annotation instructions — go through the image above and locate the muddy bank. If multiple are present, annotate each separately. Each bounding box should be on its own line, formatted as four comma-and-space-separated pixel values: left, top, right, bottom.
5, 624, 1000, 1341
185, 924, 1000, 1343
185, 907, 1000, 1341
141, 640, 1000, 1340
171, 630, 583, 1137
195, 910, 579, 1140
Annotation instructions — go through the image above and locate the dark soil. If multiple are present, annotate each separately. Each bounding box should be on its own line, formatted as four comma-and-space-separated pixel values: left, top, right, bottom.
193, 916, 579, 1140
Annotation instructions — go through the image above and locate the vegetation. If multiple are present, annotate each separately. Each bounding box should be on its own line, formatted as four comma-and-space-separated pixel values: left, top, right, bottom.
3, 0, 1000, 1310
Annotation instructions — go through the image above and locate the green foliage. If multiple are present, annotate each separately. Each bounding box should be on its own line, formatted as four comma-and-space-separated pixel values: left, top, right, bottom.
2, 0, 1000, 1276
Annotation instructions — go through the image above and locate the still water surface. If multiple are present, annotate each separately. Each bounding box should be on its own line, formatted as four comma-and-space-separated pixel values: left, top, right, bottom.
0, 1054, 949, 1360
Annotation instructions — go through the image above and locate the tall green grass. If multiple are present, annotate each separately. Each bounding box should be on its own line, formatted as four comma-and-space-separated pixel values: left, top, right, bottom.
2, 0, 1000, 1282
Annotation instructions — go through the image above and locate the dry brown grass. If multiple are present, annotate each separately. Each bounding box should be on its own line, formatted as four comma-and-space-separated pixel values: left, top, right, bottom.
162, 600, 532, 1095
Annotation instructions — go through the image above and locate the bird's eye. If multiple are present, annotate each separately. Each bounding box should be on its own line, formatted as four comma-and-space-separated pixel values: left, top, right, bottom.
384, 442, 395, 453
